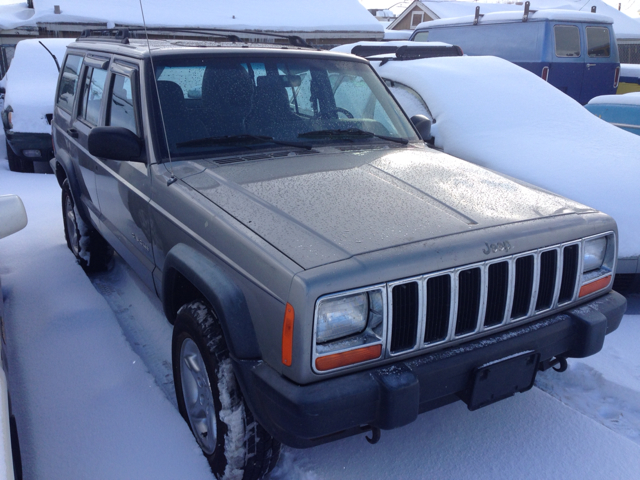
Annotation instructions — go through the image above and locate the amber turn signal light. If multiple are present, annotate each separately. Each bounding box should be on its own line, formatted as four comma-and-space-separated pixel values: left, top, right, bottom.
315, 344, 382, 371
579, 275, 612, 298
282, 303, 294, 366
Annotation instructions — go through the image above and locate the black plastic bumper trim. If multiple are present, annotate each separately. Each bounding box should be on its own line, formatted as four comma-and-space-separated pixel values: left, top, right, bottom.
5, 131, 54, 162
233, 290, 626, 449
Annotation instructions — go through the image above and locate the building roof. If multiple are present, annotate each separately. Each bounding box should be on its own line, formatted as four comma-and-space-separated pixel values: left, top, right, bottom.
0, 0, 385, 35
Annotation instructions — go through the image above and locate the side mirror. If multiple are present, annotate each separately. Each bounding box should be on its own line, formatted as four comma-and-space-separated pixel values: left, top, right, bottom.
411, 114, 433, 144
88, 126, 142, 161
0, 195, 28, 239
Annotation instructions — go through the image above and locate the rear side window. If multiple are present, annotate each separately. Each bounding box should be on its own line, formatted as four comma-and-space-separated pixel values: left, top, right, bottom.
57, 54, 84, 113
108, 74, 138, 135
587, 27, 611, 57
554, 25, 581, 57
79, 67, 108, 126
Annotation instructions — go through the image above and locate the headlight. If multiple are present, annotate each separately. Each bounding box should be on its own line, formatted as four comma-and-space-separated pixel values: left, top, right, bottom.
583, 237, 607, 273
313, 286, 386, 372
579, 233, 616, 298
316, 292, 368, 344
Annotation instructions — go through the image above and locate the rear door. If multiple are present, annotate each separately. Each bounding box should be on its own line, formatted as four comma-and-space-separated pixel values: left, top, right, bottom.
93, 59, 156, 290
67, 55, 110, 221
580, 25, 618, 104
551, 24, 583, 102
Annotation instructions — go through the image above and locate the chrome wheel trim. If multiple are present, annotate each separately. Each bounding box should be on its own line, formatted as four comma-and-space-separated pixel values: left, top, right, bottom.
64, 195, 80, 256
180, 337, 217, 455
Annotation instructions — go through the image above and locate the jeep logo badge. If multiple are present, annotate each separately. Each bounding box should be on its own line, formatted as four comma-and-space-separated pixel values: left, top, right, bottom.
483, 241, 512, 255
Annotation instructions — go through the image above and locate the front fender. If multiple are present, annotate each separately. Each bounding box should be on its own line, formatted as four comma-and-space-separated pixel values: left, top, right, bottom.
162, 243, 261, 360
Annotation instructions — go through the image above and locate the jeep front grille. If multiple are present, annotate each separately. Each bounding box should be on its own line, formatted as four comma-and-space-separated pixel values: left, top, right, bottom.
388, 242, 580, 356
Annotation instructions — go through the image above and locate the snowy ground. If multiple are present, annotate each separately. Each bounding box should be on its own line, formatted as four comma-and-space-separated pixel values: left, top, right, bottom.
1, 147, 639, 479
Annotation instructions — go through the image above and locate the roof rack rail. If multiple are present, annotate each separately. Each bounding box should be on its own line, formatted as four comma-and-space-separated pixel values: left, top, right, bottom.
77, 27, 313, 48
351, 44, 463, 63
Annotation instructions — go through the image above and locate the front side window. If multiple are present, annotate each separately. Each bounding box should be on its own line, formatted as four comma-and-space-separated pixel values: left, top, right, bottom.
108, 74, 138, 135
151, 56, 419, 160
587, 27, 611, 57
554, 25, 581, 57
79, 67, 108, 126
57, 54, 84, 113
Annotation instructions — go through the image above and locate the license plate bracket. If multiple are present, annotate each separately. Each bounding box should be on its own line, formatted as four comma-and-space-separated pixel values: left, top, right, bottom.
466, 351, 540, 411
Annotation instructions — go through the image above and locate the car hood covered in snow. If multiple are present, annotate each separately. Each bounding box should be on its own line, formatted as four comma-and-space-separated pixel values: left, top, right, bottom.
182, 145, 593, 269
366, 54, 640, 261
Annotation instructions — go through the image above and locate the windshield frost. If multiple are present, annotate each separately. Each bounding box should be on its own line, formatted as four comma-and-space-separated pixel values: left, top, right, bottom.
151, 55, 419, 159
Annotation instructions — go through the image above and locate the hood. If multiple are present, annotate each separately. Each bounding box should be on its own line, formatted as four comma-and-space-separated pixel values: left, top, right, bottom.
182, 146, 593, 269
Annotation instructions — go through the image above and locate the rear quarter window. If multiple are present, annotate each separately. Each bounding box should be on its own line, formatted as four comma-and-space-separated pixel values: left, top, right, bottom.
57, 54, 84, 113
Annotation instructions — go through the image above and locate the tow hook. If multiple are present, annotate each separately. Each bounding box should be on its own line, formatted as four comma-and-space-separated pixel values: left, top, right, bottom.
361, 425, 381, 445
539, 356, 568, 372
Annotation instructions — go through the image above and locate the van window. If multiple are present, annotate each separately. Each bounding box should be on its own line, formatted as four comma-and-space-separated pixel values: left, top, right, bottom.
57, 55, 84, 113
108, 74, 138, 135
413, 31, 429, 42
79, 67, 108, 126
586, 27, 611, 57
554, 25, 581, 57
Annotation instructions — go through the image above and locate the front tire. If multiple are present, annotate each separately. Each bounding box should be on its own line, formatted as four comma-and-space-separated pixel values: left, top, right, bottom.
172, 300, 280, 480
61, 179, 113, 272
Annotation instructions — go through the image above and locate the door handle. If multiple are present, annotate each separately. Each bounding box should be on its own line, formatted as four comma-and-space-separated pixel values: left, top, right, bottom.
67, 127, 79, 138
586, 63, 596, 68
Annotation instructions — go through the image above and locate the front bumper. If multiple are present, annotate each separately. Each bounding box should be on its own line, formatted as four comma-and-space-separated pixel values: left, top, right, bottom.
5, 131, 54, 163
234, 291, 626, 448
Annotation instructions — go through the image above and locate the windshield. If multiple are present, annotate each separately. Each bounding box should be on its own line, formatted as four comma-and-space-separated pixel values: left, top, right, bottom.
150, 55, 420, 159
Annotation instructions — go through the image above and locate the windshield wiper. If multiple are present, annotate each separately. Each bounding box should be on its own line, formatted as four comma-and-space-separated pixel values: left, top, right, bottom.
298, 128, 408, 145
176, 134, 313, 150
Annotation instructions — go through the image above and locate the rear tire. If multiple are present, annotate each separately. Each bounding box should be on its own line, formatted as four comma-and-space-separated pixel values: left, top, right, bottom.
61, 179, 113, 272
172, 300, 280, 480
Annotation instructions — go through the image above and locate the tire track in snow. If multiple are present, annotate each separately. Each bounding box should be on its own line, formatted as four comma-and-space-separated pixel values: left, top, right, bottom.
90, 256, 178, 407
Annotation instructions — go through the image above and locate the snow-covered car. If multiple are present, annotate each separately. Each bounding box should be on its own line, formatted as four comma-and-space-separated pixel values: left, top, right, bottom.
0, 194, 27, 480
334, 42, 640, 289
585, 92, 640, 136
2, 38, 73, 173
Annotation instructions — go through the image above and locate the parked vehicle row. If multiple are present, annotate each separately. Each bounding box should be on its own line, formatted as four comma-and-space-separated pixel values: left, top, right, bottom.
48, 29, 625, 479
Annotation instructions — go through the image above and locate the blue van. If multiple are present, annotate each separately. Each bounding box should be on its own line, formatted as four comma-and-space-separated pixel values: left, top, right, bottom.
411, 4, 620, 104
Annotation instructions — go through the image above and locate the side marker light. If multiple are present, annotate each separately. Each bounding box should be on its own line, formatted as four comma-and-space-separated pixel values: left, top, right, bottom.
282, 303, 295, 366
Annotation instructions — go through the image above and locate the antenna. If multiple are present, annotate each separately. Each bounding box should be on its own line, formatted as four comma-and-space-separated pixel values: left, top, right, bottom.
138, 0, 177, 186
39, 41, 60, 72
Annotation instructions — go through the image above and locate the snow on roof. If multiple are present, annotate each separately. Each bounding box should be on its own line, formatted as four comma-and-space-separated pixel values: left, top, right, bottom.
417, 0, 640, 39
421, 1, 524, 20
373, 55, 640, 258
588, 91, 640, 105
384, 29, 413, 40
621, 63, 640, 77
418, 9, 614, 29
0, 0, 384, 33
